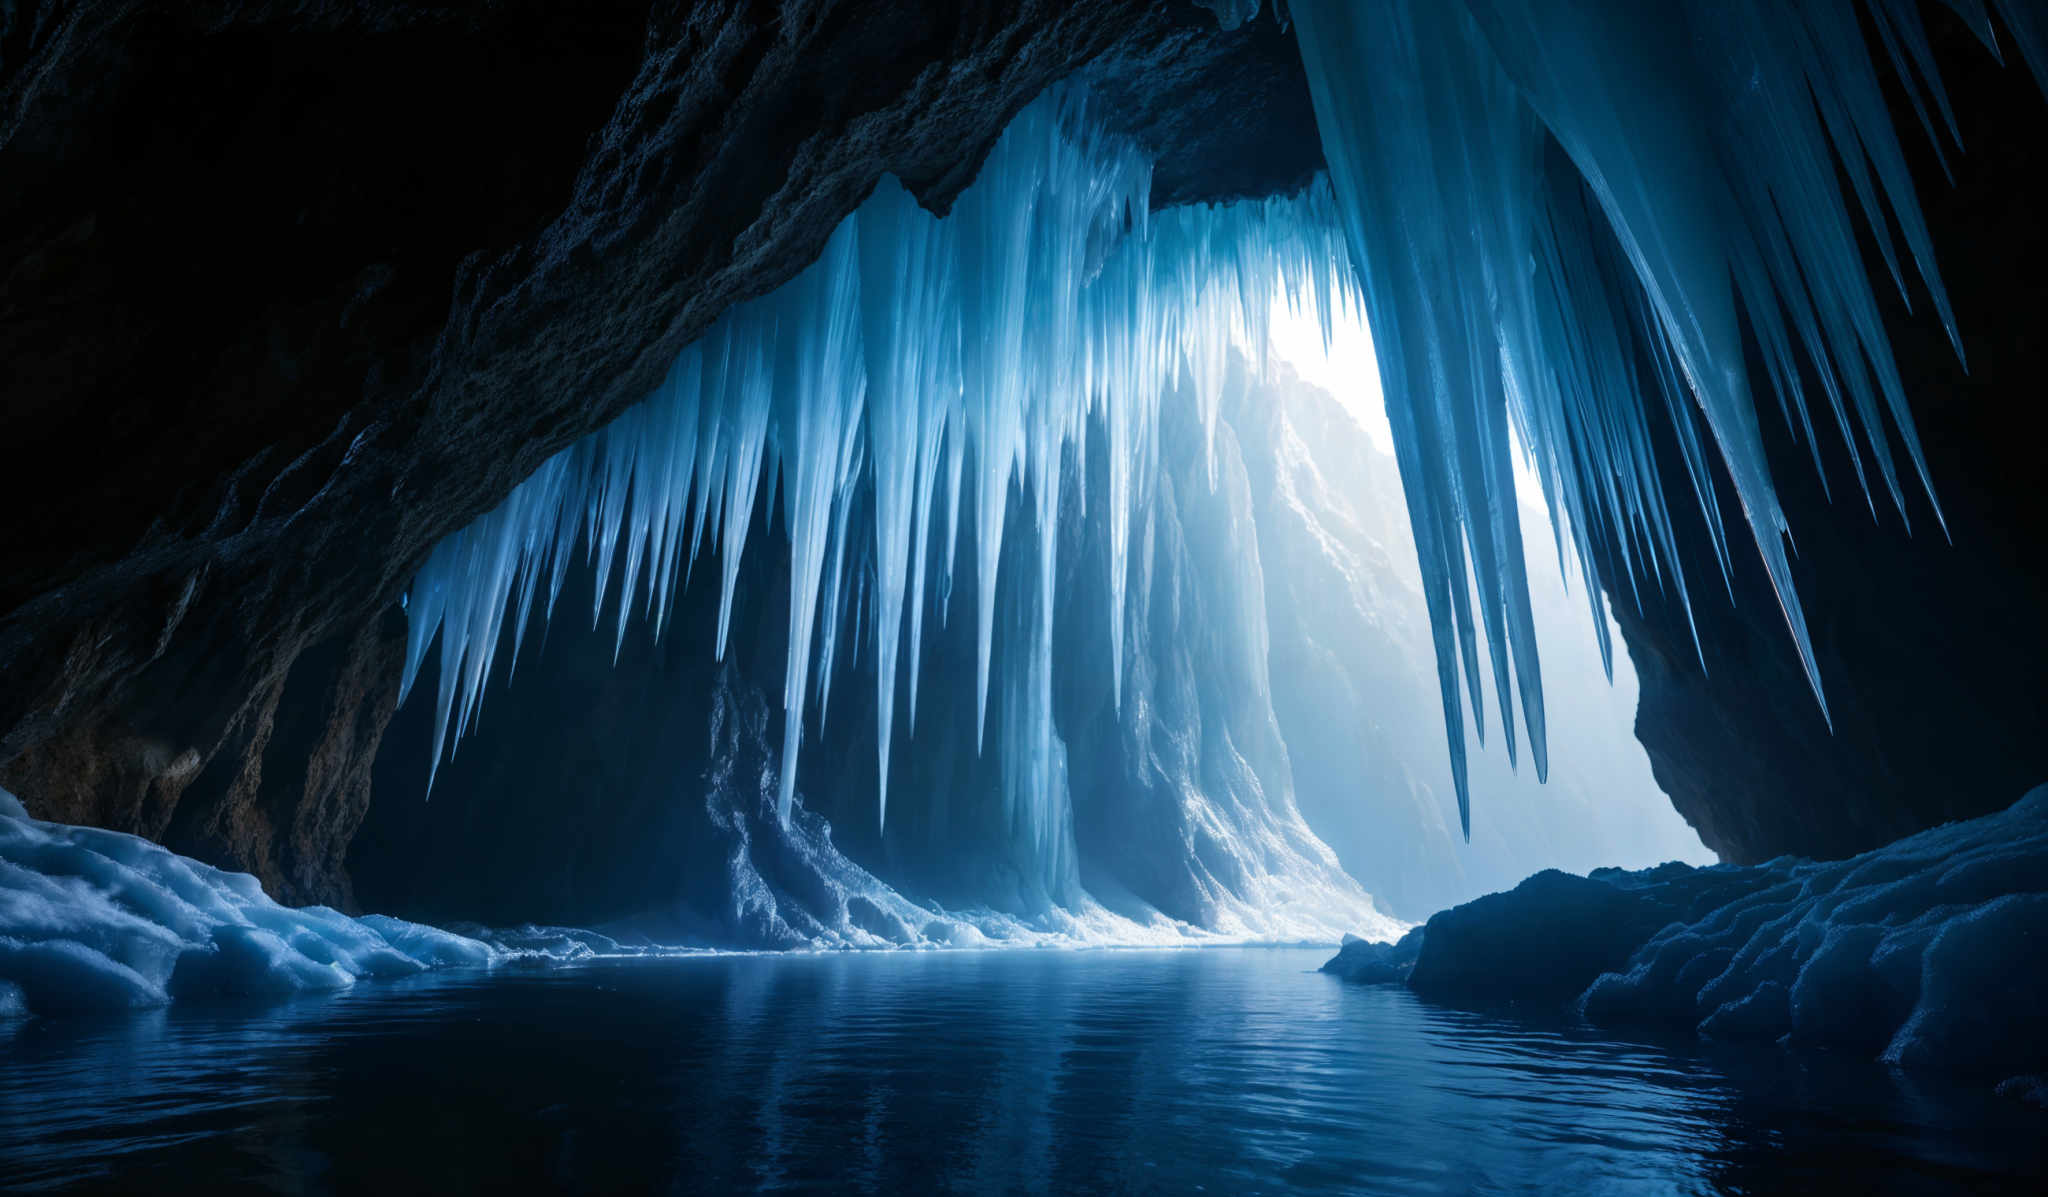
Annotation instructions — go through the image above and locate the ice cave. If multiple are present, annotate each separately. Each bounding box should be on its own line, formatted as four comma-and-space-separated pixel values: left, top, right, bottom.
2, 0, 2045, 1191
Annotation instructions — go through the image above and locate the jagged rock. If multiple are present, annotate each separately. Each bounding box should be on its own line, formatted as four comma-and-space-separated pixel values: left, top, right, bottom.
1318, 929, 1423, 984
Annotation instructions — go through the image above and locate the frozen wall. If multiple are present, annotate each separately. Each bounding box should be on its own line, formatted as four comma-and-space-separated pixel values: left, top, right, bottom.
391, 85, 1382, 924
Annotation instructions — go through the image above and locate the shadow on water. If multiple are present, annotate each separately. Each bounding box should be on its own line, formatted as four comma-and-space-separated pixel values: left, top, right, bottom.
0, 949, 2041, 1194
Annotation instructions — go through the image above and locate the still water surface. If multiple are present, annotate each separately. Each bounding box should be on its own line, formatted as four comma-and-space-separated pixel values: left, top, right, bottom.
1, 947, 2041, 1194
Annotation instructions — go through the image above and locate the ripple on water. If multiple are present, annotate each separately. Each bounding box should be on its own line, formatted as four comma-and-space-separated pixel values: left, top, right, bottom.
0, 948, 2041, 1194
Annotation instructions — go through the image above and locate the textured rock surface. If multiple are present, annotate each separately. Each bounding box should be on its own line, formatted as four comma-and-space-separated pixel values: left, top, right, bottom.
1318, 928, 1423, 984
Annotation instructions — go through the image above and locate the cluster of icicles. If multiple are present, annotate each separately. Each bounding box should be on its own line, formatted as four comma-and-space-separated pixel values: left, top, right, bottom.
1283, 0, 2040, 830
403, 0, 2038, 843
397, 88, 1360, 858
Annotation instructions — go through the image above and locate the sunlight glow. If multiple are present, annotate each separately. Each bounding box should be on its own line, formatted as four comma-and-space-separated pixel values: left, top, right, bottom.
1264, 282, 1392, 454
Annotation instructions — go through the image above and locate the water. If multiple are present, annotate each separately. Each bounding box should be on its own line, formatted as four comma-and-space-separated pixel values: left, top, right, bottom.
1, 948, 2040, 1194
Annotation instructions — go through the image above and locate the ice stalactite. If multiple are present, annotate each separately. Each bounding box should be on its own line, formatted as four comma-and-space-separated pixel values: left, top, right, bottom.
1288, 0, 2024, 832
854, 177, 956, 829
770, 225, 867, 824
711, 324, 775, 663
398, 87, 1359, 886
404, 0, 2018, 856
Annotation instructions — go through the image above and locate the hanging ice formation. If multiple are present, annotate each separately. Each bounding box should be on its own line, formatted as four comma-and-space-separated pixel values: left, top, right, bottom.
402, 0, 2021, 850
396, 86, 1359, 889
1288, 0, 2030, 833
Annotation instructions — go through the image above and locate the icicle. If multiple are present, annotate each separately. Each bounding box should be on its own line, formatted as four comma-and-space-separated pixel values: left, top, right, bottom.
856, 177, 956, 827
397, 9, 2002, 850
714, 319, 774, 662
1287, 0, 2004, 824
903, 370, 956, 731
771, 223, 866, 825
952, 108, 1037, 751
1988, 0, 2048, 96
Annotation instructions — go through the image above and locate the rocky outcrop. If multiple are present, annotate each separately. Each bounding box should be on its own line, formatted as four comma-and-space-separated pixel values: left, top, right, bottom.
1318, 928, 1422, 984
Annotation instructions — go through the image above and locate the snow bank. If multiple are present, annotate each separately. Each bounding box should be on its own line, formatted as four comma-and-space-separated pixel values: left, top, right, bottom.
1328, 786, 2048, 1091
0, 788, 498, 1017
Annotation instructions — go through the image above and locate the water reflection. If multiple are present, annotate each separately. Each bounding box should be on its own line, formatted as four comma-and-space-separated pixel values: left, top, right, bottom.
0, 949, 2040, 1193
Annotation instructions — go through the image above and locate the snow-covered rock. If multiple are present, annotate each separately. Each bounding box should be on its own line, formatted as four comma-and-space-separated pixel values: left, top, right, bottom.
1328, 785, 2048, 1092
1582, 785, 2048, 1084
0, 787, 498, 1016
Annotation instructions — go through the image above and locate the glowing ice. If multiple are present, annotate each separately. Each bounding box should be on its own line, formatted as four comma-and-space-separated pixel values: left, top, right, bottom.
398, 88, 1355, 860
1288, 0, 2011, 831
400, 0, 2012, 850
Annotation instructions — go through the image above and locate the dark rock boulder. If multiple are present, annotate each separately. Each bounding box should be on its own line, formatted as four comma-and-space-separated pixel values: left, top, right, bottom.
1319, 928, 1424, 985
1403, 868, 1689, 1005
